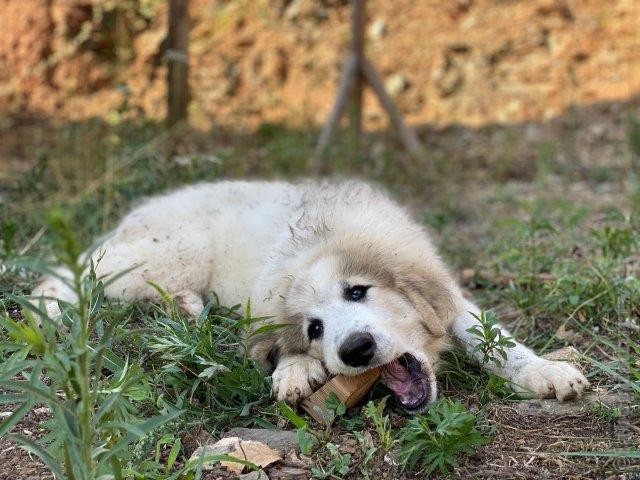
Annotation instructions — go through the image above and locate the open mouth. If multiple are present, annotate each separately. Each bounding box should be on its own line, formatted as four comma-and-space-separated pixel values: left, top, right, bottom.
380, 353, 434, 412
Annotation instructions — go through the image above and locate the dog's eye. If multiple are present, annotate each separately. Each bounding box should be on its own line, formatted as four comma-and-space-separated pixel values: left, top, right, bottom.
307, 318, 323, 340
345, 285, 370, 302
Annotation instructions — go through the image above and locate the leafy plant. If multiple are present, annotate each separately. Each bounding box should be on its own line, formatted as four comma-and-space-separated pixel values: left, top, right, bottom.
279, 393, 349, 455
0, 214, 181, 480
397, 398, 489, 476
144, 296, 276, 432
125, 433, 182, 479
590, 402, 622, 421
354, 431, 377, 480
591, 220, 639, 259
466, 310, 516, 367
363, 397, 394, 452
313, 392, 347, 432
325, 392, 347, 418
311, 442, 351, 479
279, 401, 318, 456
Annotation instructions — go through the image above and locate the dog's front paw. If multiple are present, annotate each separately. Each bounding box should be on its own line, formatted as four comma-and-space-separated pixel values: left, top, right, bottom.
272, 355, 327, 404
512, 359, 589, 401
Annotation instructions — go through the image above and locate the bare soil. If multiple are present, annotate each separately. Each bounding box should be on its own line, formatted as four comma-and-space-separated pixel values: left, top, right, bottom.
1, 0, 639, 132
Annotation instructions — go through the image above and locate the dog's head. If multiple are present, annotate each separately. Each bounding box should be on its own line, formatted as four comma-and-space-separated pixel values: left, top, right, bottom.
258, 238, 461, 413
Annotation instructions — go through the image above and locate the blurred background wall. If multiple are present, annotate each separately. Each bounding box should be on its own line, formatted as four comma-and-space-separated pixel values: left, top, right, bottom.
1, 0, 638, 132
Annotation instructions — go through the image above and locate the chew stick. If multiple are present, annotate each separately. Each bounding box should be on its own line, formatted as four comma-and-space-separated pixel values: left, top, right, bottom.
301, 368, 381, 424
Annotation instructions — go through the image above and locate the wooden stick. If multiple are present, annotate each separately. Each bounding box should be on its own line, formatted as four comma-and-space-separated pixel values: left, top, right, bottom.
348, 0, 366, 148
167, 0, 189, 128
361, 57, 425, 161
312, 0, 427, 169
312, 54, 358, 172
301, 367, 381, 424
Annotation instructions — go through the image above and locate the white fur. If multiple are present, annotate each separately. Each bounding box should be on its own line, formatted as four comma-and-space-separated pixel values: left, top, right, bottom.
31, 180, 588, 403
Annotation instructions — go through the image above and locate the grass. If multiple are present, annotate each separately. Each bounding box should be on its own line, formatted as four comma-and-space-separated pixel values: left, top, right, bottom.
1, 108, 639, 478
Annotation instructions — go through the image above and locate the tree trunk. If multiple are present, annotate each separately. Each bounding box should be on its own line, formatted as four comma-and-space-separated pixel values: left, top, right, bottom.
167, 0, 189, 128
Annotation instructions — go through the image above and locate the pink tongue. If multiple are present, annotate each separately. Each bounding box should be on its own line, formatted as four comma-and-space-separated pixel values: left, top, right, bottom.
381, 360, 421, 406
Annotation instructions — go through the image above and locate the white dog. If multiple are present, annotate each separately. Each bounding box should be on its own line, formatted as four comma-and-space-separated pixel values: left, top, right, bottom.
32, 180, 588, 412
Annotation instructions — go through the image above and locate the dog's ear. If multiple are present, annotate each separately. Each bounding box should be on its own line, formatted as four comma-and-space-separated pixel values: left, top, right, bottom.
248, 332, 279, 373
395, 268, 457, 337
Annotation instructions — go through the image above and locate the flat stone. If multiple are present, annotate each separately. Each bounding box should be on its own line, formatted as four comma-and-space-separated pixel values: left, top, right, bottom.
226, 428, 299, 454
266, 466, 310, 480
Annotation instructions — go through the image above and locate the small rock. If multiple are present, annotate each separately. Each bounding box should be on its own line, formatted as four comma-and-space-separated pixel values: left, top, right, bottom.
0, 412, 12, 419
342, 444, 357, 454
368, 19, 387, 40
226, 428, 299, 454
285, 449, 311, 467
32, 407, 51, 415
383, 453, 398, 466
542, 345, 579, 361
267, 465, 309, 480
385, 73, 408, 97
241, 469, 270, 480
284, 0, 315, 20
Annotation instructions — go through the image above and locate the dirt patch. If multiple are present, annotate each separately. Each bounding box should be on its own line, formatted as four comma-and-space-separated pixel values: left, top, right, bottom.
457, 403, 640, 479
1, 0, 639, 131
0, 405, 53, 480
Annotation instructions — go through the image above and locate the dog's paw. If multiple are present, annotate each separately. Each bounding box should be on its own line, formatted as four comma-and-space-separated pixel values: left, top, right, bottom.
512, 359, 589, 401
173, 290, 205, 318
272, 355, 327, 404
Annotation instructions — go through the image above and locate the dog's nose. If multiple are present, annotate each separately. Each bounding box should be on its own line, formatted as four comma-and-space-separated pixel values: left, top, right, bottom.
339, 332, 376, 367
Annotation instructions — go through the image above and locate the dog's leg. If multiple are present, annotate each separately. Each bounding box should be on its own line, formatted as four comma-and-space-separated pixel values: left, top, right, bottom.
173, 290, 205, 318
33, 268, 204, 321
272, 354, 328, 404
30, 267, 77, 320
453, 299, 589, 401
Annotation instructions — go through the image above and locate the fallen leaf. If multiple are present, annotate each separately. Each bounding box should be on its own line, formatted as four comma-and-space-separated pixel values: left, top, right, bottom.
190, 436, 282, 474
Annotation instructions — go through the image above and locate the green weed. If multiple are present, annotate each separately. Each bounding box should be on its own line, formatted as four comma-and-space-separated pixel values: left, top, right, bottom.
466, 311, 516, 367
143, 296, 275, 432
354, 431, 377, 480
311, 442, 351, 479
0, 214, 181, 480
363, 397, 394, 452
397, 399, 489, 476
